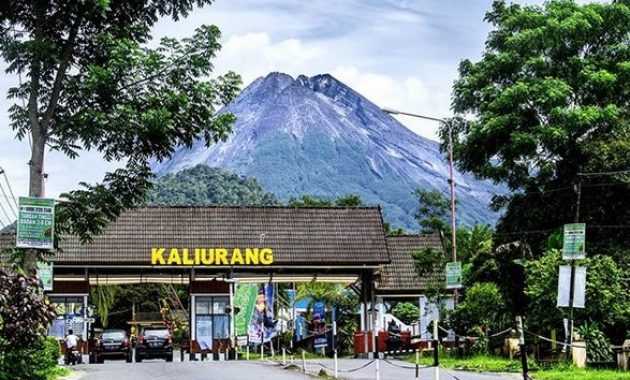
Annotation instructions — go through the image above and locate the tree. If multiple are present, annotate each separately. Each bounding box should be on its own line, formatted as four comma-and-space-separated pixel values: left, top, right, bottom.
450, 282, 510, 353
90, 285, 116, 328
391, 302, 420, 325
524, 249, 630, 343
288, 194, 364, 207
1, 1, 242, 272
450, 0, 630, 255
413, 189, 449, 233
146, 165, 279, 206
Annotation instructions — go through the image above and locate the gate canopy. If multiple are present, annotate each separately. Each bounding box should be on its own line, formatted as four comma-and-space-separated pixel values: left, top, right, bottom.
1, 206, 390, 268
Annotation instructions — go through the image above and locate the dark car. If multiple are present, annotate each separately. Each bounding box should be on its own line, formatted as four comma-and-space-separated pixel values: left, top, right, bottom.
94, 329, 132, 363
135, 326, 173, 362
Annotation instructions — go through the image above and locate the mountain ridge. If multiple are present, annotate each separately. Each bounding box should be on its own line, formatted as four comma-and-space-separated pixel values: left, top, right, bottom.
152, 72, 503, 229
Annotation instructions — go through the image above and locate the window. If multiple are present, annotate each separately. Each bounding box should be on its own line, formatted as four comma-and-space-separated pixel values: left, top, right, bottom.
48, 296, 87, 339
195, 296, 230, 349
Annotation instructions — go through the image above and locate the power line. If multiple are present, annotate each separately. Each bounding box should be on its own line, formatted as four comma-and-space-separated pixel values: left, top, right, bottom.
0, 197, 12, 227
0, 181, 17, 219
578, 169, 630, 177
0, 168, 19, 211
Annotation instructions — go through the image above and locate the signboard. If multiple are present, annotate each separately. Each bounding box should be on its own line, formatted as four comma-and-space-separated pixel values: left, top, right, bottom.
312, 300, 327, 349
563, 223, 585, 260
37, 261, 53, 291
16, 197, 55, 250
445, 262, 462, 289
234, 284, 258, 336
557, 265, 586, 308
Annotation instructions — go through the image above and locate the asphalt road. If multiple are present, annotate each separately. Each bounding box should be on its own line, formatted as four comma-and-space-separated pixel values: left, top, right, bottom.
63, 356, 521, 380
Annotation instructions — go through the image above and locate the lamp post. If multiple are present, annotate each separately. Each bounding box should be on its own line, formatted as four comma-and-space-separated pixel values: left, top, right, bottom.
382, 107, 458, 301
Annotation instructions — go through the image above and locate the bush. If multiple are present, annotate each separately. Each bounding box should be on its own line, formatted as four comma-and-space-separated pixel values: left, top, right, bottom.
0, 336, 63, 380
391, 302, 419, 325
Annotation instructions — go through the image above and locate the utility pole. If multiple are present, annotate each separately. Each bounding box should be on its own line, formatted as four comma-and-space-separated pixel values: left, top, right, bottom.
566, 177, 583, 360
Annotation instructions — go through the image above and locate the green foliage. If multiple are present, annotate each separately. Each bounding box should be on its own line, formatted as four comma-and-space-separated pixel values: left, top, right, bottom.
391, 302, 419, 325
524, 250, 630, 341
413, 189, 449, 233
90, 285, 117, 327
0, 270, 55, 349
146, 165, 279, 206
335, 290, 359, 355
412, 247, 446, 280
532, 365, 630, 380
0, 1, 241, 252
450, 283, 509, 347
288, 194, 364, 207
576, 322, 612, 363
0, 336, 63, 380
406, 353, 539, 373
450, 0, 630, 254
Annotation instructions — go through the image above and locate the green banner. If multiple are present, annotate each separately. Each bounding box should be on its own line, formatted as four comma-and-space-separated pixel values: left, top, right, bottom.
16, 197, 55, 250
563, 223, 585, 260
37, 262, 53, 291
234, 284, 258, 336
445, 262, 462, 289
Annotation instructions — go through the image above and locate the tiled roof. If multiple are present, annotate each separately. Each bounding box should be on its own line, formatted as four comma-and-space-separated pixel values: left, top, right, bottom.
377, 234, 445, 295
1, 206, 390, 266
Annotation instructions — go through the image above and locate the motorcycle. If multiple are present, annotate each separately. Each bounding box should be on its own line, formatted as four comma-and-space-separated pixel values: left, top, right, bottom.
64, 346, 83, 365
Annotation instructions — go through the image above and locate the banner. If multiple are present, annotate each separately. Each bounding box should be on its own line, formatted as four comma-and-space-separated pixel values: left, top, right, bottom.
247, 283, 277, 343
235, 284, 258, 336
16, 197, 55, 250
37, 262, 53, 291
573, 266, 586, 308
312, 300, 327, 348
557, 265, 571, 307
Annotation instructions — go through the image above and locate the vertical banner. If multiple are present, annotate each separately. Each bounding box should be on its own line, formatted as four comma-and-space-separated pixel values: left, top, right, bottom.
573, 266, 586, 308
16, 197, 55, 250
247, 283, 277, 343
557, 265, 571, 307
312, 300, 327, 348
37, 262, 53, 291
235, 284, 258, 336
563, 223, 586, 260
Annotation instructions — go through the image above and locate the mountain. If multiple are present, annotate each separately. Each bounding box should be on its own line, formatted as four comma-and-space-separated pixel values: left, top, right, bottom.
146, 165, 278, 206
152, 72, 504, 229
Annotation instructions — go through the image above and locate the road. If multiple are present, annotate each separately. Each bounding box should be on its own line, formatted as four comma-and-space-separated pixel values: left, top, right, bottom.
63, 356, 521, 380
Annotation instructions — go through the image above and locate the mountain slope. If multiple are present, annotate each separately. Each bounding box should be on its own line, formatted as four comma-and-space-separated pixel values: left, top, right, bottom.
146, 165, 279, 206
152, 73, 503, 229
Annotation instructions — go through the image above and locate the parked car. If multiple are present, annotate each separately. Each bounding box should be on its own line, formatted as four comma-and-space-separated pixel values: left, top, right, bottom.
135, 326, 173, 362
94, 329, 132, 363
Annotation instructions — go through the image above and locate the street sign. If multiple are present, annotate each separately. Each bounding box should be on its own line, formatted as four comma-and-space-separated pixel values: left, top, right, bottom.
37, 261, 53, 291
445, 262, 462, 289
563, 223, 585, 260
16, 197, 55, 250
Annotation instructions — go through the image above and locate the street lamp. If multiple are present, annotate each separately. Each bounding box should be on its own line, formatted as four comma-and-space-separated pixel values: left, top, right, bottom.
382, 107, 458, 272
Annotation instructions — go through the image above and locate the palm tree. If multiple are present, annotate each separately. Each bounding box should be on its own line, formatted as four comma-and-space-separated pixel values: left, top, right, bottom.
90, 286, 117, 327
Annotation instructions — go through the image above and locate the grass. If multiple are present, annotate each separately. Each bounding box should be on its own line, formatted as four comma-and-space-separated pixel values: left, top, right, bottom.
531, 366, 630, 380
48, 366, 70, 380
242, 349, 325, 361
405, 353, 539, 373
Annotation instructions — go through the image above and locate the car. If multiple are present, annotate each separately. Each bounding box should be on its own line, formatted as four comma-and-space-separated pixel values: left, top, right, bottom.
94, 329, 132, 363
135, 326, 173, 362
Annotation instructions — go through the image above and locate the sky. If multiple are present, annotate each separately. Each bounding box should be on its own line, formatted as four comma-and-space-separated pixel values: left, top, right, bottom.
0, 0, 571, 225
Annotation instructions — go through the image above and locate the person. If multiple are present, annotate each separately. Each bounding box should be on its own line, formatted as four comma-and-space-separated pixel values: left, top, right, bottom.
64, 329, 80, 364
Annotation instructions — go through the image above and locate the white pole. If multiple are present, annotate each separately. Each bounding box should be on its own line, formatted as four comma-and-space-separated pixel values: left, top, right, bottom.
261, 341, 264, 361
375, 355, 380, 380
333, 321, 338, 379
433, 320, 439, 380
302, 350, 306, 373
282, 347, 286, 366
415, 349, 420, 380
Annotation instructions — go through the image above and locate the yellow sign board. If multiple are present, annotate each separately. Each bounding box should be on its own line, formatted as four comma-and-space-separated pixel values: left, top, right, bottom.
151, 247, 274, 266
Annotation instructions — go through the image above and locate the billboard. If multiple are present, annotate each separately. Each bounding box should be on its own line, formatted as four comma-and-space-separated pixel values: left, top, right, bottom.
16, 197, 55, 250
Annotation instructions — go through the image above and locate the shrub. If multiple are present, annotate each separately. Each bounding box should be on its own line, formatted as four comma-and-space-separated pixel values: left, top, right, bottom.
391, 302, 420, 325
0, 336, 62, 380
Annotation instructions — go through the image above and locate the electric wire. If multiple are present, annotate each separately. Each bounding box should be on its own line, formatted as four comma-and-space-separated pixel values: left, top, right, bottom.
0, 181, 17, 219
1, 168, 19, 210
